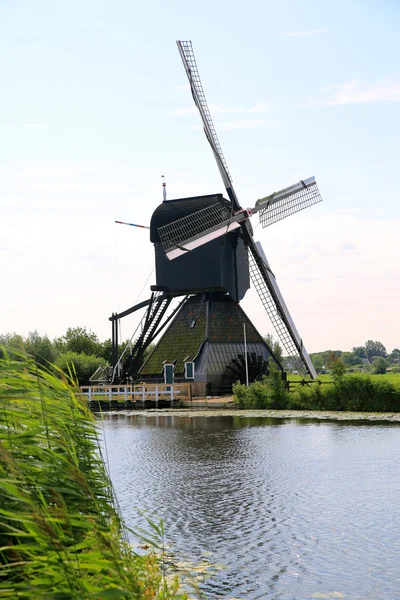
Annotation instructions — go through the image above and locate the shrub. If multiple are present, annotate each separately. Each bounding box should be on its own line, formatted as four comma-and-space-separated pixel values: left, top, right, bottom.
233, 359, 289, 409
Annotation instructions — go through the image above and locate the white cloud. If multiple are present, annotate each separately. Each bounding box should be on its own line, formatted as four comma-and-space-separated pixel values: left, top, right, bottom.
284, 28, 327, 37
320, 80, 400, 105
172, 103, 272, 116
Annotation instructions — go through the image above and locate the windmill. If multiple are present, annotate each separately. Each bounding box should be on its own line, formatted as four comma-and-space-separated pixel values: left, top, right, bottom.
110, 40, 322, 392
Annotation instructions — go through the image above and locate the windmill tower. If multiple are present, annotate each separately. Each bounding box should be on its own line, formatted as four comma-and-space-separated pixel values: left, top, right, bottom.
110, 41, 322, 394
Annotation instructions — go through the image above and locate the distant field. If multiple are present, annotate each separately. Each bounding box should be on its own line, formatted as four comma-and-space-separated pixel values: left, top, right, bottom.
288, 372, 400, 388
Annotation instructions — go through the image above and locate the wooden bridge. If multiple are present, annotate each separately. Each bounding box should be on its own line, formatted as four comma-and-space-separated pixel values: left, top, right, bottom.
80, 383, 192, 409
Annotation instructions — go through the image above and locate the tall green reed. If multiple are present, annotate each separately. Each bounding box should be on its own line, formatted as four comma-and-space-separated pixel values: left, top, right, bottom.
0, 349, 185, 599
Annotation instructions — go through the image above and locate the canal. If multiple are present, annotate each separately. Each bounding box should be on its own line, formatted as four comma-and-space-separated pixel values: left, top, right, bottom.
100, 410, 400, 599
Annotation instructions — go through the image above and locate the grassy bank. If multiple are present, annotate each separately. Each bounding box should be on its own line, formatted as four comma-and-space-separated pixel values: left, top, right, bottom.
0, 351, 185, 599
289, 371, 400, 388
234, 364, 400, 412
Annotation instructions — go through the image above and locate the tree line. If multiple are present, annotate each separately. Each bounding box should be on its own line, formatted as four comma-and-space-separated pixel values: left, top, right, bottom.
1, 329, 399, 385
0, 327, 139, 386
309, 340, 400, 375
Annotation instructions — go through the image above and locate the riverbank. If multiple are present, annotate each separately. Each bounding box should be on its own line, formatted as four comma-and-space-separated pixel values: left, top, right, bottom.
99, 406, 400, 422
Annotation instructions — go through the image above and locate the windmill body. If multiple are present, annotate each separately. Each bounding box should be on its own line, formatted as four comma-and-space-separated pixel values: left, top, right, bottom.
150, 194, 249, 302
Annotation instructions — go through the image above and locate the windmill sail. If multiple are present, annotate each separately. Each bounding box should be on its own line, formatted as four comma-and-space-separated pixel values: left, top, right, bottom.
158, 202, 255, 259
256, 177, 322, 228
248, 240, 317, 379
177, 40, 241, 210
158, 176, 322, 260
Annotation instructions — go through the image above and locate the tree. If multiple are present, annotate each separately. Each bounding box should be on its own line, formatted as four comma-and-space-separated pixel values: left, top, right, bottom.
352, 346, 366, 359
327, 354, 346, 386
389, 349, 400, 364
263, 334, 283, 363
364, 340, 387, 360
373, 357, 389, 375
341, 351, 357, 366
62, 327, 102, 357
311, 353, 324, 370
25, 330, 58, 367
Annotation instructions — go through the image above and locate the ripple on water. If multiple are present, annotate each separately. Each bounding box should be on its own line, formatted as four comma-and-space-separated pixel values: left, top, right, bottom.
101, 413, 400, 600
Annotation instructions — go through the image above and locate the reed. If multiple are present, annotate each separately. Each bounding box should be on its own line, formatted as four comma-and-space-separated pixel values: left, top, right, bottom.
0, 349, 185, 599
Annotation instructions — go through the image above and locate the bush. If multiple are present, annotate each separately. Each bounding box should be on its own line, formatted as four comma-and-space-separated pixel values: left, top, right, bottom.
233, 360, 289, 409
373, 357, 390, 375
289, 374, 400, 413
236, 370, 400, 413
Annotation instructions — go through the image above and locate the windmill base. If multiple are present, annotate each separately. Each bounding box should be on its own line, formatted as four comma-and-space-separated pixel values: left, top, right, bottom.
139, 293, 283, 396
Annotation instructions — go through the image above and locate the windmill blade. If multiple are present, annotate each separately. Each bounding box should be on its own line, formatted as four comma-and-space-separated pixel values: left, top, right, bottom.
256, 177, 322, 228
177, 40, 241, 210
247, 240, 317, 379
158, 202, 254, 260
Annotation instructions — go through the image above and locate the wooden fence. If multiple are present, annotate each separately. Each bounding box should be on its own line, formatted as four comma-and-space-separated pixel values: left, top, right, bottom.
80, 383, 192, 407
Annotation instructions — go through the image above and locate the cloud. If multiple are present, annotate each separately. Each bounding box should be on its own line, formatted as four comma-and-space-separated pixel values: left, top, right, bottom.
284, 28, 327, 37
320, 80, 400, 105
172, 102, 272, 116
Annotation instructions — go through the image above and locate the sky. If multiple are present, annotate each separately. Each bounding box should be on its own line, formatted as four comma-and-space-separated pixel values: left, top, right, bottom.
1, 0, 399, 353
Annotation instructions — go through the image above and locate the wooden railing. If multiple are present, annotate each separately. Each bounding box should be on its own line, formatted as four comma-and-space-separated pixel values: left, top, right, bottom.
80, 383, 192, 406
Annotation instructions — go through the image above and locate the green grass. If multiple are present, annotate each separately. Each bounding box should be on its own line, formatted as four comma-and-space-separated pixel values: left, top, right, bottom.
0, 349, 185, 599
289, 371, 400, 388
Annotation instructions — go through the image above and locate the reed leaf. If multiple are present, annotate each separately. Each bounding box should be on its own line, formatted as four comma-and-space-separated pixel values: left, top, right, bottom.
0, 350, 187, 599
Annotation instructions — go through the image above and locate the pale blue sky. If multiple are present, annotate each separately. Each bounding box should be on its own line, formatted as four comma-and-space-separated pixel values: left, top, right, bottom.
1, 0, 399, 352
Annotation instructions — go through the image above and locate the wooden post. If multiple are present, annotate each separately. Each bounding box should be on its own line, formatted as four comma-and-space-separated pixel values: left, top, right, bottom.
155, 386, 159, 408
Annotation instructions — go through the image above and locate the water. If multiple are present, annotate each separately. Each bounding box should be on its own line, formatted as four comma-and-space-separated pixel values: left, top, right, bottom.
100, 411, 400, 599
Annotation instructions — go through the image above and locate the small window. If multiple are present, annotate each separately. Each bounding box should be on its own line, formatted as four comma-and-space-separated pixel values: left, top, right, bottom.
185, 362, 195, 380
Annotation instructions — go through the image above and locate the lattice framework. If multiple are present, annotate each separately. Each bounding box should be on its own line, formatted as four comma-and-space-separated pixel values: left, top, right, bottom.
258, 181, 322, 228
158, 203, 231, 252
248, 248, 311, 378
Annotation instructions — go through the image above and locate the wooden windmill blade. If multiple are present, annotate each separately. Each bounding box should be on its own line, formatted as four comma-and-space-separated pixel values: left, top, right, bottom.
177, 41, 241, 211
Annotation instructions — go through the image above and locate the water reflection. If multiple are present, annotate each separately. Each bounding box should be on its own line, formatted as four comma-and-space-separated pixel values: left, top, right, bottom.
101, 411, 400, 600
